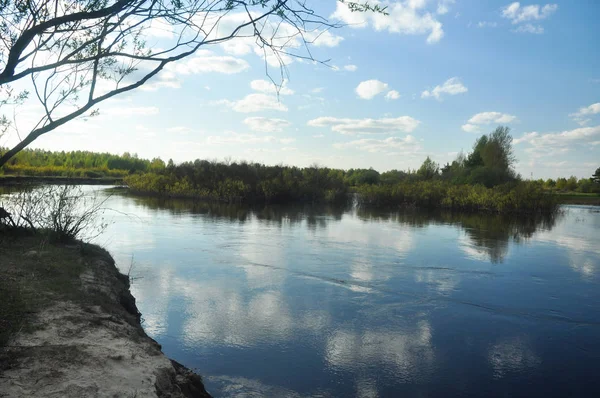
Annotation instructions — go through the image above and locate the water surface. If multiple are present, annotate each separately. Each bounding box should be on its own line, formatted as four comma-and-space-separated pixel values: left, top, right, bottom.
91, 192, 600, 396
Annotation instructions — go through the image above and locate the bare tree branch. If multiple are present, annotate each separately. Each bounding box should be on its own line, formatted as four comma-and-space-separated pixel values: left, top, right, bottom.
0, 0, 379, 168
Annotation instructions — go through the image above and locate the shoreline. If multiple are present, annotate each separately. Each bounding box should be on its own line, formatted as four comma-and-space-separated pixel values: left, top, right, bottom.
0, 234, 211, 397
0, 175, 122, 186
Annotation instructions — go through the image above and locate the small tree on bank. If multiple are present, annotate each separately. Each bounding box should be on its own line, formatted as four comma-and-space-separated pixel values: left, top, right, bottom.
0, 1, 382, 168
593, 167, 600, 184
443, 126, 518, 187
417, 156, 439, 180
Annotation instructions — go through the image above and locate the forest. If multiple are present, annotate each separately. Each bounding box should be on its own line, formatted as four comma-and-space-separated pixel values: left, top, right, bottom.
2, 127, 599, 213
0, 149, 165, 178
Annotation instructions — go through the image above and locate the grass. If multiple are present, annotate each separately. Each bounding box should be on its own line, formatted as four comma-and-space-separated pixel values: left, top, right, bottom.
0, 231, 125, 351
0, 233, 81, 348
552, 192, 600, 205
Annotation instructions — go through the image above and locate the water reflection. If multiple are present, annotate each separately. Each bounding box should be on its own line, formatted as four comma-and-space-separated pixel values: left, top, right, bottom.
119, 193, 559, 264
488, 337, 541, 379
533, 207, 600, 280
6, 187, 598, 397
325, 320, 435, 380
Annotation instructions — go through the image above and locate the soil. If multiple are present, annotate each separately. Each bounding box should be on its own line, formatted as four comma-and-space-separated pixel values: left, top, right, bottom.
0, 234, 211, 398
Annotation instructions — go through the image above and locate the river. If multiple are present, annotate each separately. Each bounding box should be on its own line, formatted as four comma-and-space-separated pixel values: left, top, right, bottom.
19, 187, 600, 396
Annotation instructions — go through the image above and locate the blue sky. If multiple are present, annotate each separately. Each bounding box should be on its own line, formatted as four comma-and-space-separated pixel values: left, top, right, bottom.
5, 0, 600, 179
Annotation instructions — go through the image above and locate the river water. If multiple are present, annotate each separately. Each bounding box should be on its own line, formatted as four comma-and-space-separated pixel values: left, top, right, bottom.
39, 188, 600, 396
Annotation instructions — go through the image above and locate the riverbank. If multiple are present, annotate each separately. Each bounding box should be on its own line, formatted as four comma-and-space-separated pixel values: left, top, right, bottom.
553, 192, 600, 206
0, 175, 122, 186
0, 232, 210, 397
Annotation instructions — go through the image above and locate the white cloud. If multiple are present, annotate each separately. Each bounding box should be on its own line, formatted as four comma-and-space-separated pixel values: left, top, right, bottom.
501, 2, 557, 34
421, 77, 468, 100
515, 126, 600, 159
514, 24, 544, 34
334, 135, 420, 154
198, 12, 343, 65
215, 94, 287, 113
501, 2, 558, 24
437, 0, 455, 15
305, 29, 345, 47
515, 125, 600, 147
344, 64, 358, 72
206, 132, 294, 145
243, 117, 291, 133
250, 79, 294, 95
477, 21, 498, 28
137, 70, 182, 92
311, 87, 324, 94
308, 116, 420, 135
461, 111, 517, 132
468, 112, 517, 124
570, 103, 600, 126
103, 106, 159, 116
146, 18, 175, 38
166, 126, 193, 134
255, 47, 295, 68
331, 0, 445, 44
385, 90, 401, 100
167, 50, 249, 75
356, 80, 389, 100
207, 132, 275, 145
461, 123, 481, 133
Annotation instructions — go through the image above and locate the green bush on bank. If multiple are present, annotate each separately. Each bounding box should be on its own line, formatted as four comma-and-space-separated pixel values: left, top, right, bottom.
124, 163, 349, 205
356, 180, 557, 214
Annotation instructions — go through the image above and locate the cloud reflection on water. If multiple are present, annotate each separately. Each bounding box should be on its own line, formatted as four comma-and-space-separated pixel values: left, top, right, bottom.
488, 337, 541, 379
92, 193, 598, 397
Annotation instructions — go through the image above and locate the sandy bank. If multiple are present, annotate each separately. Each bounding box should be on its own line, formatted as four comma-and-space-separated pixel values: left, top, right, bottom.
0, 235, 210, 397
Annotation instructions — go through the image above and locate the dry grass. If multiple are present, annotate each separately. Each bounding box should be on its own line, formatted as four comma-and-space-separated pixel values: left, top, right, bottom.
0, 232, 112, 349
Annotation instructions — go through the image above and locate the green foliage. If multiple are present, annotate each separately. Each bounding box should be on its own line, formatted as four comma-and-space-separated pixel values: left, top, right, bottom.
356, 180, 557, 214
555, 177, 567, 190
442, 126, 518, 188
417, 156, 439, 180
593, 167, 600, 184
345, 168, 380, 185
0, 148, 156, 177
2, 126, 591, 213
125, 161, 349, 205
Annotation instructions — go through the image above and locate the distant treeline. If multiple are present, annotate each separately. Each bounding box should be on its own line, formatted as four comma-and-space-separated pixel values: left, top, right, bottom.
0, 148, 165, 178
122, 127, 567, 213
535, 176, 600, 194
3, 127, 598, 213
125, 162, 349, 204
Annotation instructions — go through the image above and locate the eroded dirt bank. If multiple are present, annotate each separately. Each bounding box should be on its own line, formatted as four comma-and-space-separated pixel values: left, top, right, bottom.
0, 235, 211, 398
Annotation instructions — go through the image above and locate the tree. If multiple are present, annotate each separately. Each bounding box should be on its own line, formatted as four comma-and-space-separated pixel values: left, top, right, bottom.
417, 156, 439, 180
565, 176, 578, 191
544, 178, 556, 190
593, 167, 600, 184
481, 126, 515, 171
460, 126, 517, 187
0, 1, 383, 168
555, 177, 567, 191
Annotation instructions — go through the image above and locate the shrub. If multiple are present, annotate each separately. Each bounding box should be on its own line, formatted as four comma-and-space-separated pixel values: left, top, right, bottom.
3, 185, 109, 242
355, 180, 557, 214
